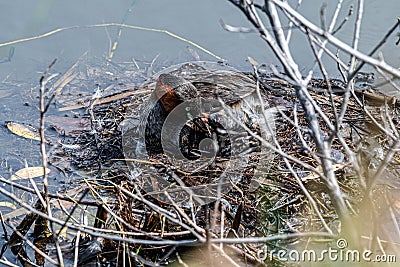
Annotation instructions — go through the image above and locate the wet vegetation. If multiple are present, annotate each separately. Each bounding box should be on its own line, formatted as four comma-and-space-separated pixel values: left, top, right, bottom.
1, 1, 400, 266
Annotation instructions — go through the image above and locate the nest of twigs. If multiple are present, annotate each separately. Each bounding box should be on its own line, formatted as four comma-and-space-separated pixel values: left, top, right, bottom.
36, 59, 398, 266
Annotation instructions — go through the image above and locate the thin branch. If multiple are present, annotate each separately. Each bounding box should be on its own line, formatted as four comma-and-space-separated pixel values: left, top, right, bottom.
269, 0, 400, 78
367, 139, 400, 192
329, 0, 345, 33
286, 0, 303, 43
306, 30, 339, 135
211, 231, 335, 243
320, 3, 328, 32
332, 4, 353, 35
7, 221, 59, 265
348, 0, 364, 75
350, 18, 400, 81
39, 59, 64, 266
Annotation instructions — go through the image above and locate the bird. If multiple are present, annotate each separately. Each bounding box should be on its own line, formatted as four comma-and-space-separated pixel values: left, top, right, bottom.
120, 63, 278, 176
143, 73, 202, 158
119, 63, 278, 205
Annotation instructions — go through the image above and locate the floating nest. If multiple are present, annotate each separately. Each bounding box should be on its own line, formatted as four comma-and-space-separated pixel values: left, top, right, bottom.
16, 59, 399, 266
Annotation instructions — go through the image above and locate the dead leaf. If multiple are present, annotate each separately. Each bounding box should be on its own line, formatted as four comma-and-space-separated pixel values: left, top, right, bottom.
6, 121, 41, 141
0, 201, 17, 210
11, 166, 51, 180
58, 89, 151, 111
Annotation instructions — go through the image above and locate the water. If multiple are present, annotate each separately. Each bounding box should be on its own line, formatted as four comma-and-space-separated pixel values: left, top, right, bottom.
0, 1, 398, 79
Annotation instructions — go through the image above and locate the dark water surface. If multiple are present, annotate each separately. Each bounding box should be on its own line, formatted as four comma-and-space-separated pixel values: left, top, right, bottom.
0, 0, 398, 79
0, 0, 399, 264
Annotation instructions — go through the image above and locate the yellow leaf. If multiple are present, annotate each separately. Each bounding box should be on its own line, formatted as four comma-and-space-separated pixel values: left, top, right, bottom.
6, 121, 41, 141
57, 227, 68, 238
11, 166, 51, 180
0, 201, 17, 210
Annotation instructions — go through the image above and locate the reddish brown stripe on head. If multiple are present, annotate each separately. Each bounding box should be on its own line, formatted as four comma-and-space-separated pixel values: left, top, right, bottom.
155, 74, 182, 113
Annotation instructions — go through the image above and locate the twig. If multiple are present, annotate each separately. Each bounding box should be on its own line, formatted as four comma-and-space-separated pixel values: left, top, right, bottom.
332, 4, 353, 35
211, 231, 335, 243
0, 258, 19, 267
56, 189, 90, 239
349, 0, 364, 76
39, 59, 64, 266
329, 0, 345, 34
375, 63, 400, 93
307, 30, 339, 135
108, 0, 138, 60
164, 192, 205, 235
7, 221, 59, 265
385, 193, 400, 241
320, 3, 327, 31
0, 185, 203, 246
0, 23, 223, 60
269, 0, 400, 78
0, 176, 100, 206
111, 182, 207, 242
217, 98, 322, 175
350, 18, 400, 81
73, 230, 81, 267
211, 244, 241, 267
0, 211, 9, 241
23, 159, 46, 209
228, 0, 356, 243
367, 138, 400, 192
286, 0, 303, 43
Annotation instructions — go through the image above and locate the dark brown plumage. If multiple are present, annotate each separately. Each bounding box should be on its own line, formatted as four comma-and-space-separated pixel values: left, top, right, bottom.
121, 63, 276, 163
